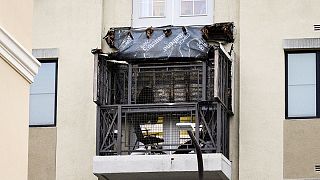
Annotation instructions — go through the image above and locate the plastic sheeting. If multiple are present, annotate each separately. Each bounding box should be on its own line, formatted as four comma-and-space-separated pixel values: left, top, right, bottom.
109, 26, 210, 61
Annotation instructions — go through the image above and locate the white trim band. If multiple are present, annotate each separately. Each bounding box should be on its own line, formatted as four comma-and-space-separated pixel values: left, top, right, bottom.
0, 26, 40, 83
283, 38, 320, 50
32, 48, 59, 59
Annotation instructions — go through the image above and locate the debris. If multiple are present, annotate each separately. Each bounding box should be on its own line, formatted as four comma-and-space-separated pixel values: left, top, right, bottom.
201, 22, 234, 43
146, 27, 154, 39
163, 28, 172, 37
103, 29, 115, 48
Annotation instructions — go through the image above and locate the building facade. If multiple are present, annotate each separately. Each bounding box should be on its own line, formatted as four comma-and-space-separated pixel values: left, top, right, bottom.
28, 0, 320, 180
29, 0, 102, 180
0, 0, 40, 180
239, 1, 320, 179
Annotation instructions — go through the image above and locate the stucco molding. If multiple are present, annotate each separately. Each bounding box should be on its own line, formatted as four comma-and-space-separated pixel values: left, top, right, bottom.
283, 38, 320, 50
32, 48, 59, 59
0, 26, 40, 83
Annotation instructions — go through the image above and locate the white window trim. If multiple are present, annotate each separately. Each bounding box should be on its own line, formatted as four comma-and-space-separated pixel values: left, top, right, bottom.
173, 0, 213, 26
132, 0, 214, 28
132, 0, 172, 28
179, 0, 208, 17
139, 0, 166, 18
0, 26, 40, 83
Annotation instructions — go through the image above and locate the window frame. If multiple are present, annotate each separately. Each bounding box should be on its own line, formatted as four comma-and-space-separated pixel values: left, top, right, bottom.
132, 0, 214, 28
179, 0, 208, 17
285, 50, 320, 119
138, 0, 166, 18
29, 59, 58, 127
132, 0, 171, 28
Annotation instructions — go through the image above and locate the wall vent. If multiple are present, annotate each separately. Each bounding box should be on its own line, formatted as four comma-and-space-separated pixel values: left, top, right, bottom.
315, 164, 320, 173
314, 24, 320, 31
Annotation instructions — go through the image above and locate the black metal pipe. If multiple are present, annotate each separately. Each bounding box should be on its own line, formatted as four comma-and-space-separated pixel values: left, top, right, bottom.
187, 130, 204, 180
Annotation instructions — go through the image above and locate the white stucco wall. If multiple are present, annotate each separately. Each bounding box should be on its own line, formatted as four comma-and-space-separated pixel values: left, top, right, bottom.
102, 0, 132, 52
0, 58, 30, 180
215, 0, 240, 179
239, 0, 320, 179
0, 0, 34, 50
30, 0, 320, 180
0, 1, 37, 179
32, 0, 102, 179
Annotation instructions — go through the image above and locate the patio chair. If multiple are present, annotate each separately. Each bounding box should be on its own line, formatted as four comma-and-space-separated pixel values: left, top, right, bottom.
133, 123, 164, 150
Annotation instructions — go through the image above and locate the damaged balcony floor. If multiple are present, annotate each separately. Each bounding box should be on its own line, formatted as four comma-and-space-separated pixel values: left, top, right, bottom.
93, 153, 231, 180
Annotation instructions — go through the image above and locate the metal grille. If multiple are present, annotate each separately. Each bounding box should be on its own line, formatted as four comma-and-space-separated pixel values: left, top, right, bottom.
207, 60, 215, 101
109, 63, 128, 104
97, 102, 229, 156
314, 24, 320, 31
98, 106, 119, 155
125, 111, 196, 154
95, 60, 128, 105
95, 48, 233, 111
131, 63, 203, 104
95, 47, 232, 158
213, 50, 232, 110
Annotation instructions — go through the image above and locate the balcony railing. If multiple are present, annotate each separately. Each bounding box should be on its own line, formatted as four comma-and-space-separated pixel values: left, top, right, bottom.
93, 47, 232, 111
96, 101, 229, 158
93, 45, 232, 159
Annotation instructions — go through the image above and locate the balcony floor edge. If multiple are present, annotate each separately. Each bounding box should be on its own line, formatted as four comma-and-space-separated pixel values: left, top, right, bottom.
93, 153, 231, 180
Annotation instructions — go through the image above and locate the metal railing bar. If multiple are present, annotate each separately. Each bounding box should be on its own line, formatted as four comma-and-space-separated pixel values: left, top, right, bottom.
123, 107, 196, 113
133, 64, 203, 69
100, 111, 118, 150
133, 69, 202, 73
102, 141, 116, 151
199, 109, 216, 147
117, 106, 122, 155
120, 147, 216, 153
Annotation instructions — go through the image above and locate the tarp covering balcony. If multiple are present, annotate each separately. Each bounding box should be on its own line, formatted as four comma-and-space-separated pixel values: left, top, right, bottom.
103, 22, 234, 61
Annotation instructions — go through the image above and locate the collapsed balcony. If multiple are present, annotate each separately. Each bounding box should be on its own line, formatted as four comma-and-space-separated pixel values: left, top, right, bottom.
92, 24, 234, 180
94, 46, 232, 158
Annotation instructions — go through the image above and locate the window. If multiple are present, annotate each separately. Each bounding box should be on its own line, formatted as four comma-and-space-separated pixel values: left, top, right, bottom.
285, 52, 320, 118
139, 0, 165, 17
29, 60, 57, 126
132, 0, 213, 27
181, 0, 207, 16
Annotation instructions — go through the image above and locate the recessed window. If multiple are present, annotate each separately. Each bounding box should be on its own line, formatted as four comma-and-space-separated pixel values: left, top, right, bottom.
286, 52, 319, 118
29, 60, 57, 126
139, 0, 165, 18
181, 0, 207, 16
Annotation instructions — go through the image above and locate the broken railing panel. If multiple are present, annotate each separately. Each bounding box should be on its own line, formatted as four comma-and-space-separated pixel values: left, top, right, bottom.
93, 55, 128, 106
94, 47, 232, 111
201, 22, 234, 43
212, 48, 233, 111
